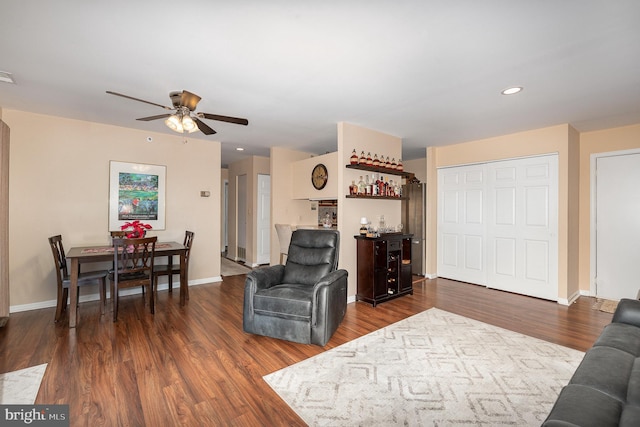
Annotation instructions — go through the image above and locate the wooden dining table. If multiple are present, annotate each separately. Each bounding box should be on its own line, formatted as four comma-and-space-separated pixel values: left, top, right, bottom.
65, 241, 188, 328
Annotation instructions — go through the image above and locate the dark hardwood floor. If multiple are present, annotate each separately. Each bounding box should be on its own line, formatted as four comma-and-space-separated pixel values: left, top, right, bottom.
0, 274, 613, 426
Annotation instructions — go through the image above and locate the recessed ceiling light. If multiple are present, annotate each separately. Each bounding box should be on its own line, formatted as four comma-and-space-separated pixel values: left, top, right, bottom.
236, 147, 244, 151
501, 86, 523, 95
0, 71, 15, 84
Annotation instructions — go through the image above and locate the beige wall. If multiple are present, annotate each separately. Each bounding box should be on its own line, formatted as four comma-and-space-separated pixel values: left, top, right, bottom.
338, 122, 403, 298
403, 157, 427, 184
227, 155, 269, 267
5, 110, 222, 310
270, 147, 319, 265
578, 123, 640, 293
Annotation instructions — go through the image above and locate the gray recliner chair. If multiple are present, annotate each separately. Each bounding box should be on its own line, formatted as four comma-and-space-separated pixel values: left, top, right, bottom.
243, 229, 348, 346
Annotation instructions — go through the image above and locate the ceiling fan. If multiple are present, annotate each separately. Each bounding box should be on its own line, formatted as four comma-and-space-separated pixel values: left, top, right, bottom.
106, 90, 248, 135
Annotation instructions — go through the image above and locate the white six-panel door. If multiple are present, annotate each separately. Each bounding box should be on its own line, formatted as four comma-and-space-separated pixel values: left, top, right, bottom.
438, 165, 486, 285
438, 155, 558, 301
486, 156, 558, 300
594, 151, 640, 300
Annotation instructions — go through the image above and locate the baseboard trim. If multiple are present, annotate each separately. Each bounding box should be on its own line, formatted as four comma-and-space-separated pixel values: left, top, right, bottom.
9, 277, 221, 314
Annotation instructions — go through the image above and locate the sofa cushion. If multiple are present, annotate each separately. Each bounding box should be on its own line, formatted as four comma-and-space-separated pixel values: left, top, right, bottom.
594, 322, 640, 356
620, 404, 640, 427
626, 357, 640, 405
544, 384, 623, 427
253, 284, 313, 320
569, 346, 634, 402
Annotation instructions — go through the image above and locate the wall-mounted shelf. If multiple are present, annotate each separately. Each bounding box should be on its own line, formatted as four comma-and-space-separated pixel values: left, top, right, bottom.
346, 164, 412, 178
345, 195, 407, 200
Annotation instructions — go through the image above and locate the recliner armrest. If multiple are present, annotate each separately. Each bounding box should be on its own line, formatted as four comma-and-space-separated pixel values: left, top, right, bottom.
245, 264, 285, 292
612, 298, 640, 328
313, 269, 348, 290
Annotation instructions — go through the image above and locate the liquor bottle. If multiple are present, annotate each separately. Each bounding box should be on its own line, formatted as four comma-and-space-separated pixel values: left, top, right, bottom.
378, 176, 385, 196
371, 174, 379, 196
359, 151, 366, 164
372, 154, 380, 167
390, 158, 397, 170
357, 176, 366, 195
366, 152, 373, 165
397, 158, 403, 171
350, 149, 358, 165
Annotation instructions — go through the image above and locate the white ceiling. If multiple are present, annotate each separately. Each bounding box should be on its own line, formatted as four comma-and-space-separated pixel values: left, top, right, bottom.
1, 1, 639, 167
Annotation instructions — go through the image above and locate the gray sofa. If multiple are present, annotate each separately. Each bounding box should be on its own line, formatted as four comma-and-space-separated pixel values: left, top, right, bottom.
543, 298, 640, 426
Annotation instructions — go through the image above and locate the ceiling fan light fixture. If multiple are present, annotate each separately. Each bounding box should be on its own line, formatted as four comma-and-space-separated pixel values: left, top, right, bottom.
181, 115, 198, 133
165, 114, 183, 132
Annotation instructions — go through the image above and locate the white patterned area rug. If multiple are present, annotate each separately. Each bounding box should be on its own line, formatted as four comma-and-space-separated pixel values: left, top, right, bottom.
263, 309, 584, 426
0, 363, 47, 404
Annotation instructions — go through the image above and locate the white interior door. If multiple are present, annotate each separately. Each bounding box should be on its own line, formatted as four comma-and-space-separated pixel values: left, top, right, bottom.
437, 165, 486, 285
256, 174, 271, 265
594, 152, 640, 300
237, 174, 247, 261
486, 156, 558, 300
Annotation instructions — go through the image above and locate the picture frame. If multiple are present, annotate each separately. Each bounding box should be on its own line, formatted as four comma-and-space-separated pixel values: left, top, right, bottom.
109, 161, 166, 231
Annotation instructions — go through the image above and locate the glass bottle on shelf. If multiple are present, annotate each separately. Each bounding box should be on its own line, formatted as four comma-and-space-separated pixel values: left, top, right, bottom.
378, 176, 385, 196
349, 180, 357, 195
350, 149, 358, 165
357, 176, 366, 195
371, 173, 379, 196
394, 181, 401, 198
365, 175, 371, 195
372, 154, 380, 167
390, 158, 397, 170
385, 156, 391, 169
359, 151, 366, 164
366, 152, 373, 165
397, 158, 403, 171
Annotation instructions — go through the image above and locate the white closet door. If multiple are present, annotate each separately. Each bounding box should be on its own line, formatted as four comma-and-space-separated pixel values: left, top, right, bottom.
486, 155, 558, 300
437, 164, 486, 285
437, 155, 558, 301
595, 152, 640, 300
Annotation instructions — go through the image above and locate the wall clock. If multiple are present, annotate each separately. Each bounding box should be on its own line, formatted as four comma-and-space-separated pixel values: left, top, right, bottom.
311, 163, 328, 190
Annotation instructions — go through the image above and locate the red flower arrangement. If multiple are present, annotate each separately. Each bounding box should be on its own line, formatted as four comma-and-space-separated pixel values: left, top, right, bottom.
120, 220, 152, 238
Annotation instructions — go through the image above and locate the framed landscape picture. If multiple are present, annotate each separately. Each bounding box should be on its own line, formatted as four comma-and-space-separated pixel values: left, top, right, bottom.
109, 161, 166, 231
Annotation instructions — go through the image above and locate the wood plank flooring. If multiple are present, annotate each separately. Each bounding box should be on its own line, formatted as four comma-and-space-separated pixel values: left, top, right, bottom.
0, 274, 613, 426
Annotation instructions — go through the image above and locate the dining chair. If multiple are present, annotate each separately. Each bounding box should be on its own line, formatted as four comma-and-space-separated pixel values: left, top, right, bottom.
109, 236, 157, 322
48, 235, 108, 322
152, 231, 194, 295
274, 224, 293, 264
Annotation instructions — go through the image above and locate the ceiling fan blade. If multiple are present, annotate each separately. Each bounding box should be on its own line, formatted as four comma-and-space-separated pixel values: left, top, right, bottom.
137, 114, 171, 121
180, 91, 201, 111
106, 91, 173, 110
199, 113, 249, 126
194, 117, 217, 135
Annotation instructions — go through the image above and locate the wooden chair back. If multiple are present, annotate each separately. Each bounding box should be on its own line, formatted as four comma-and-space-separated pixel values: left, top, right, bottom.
48, 235, 68, 286
111, 236, 157, 321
